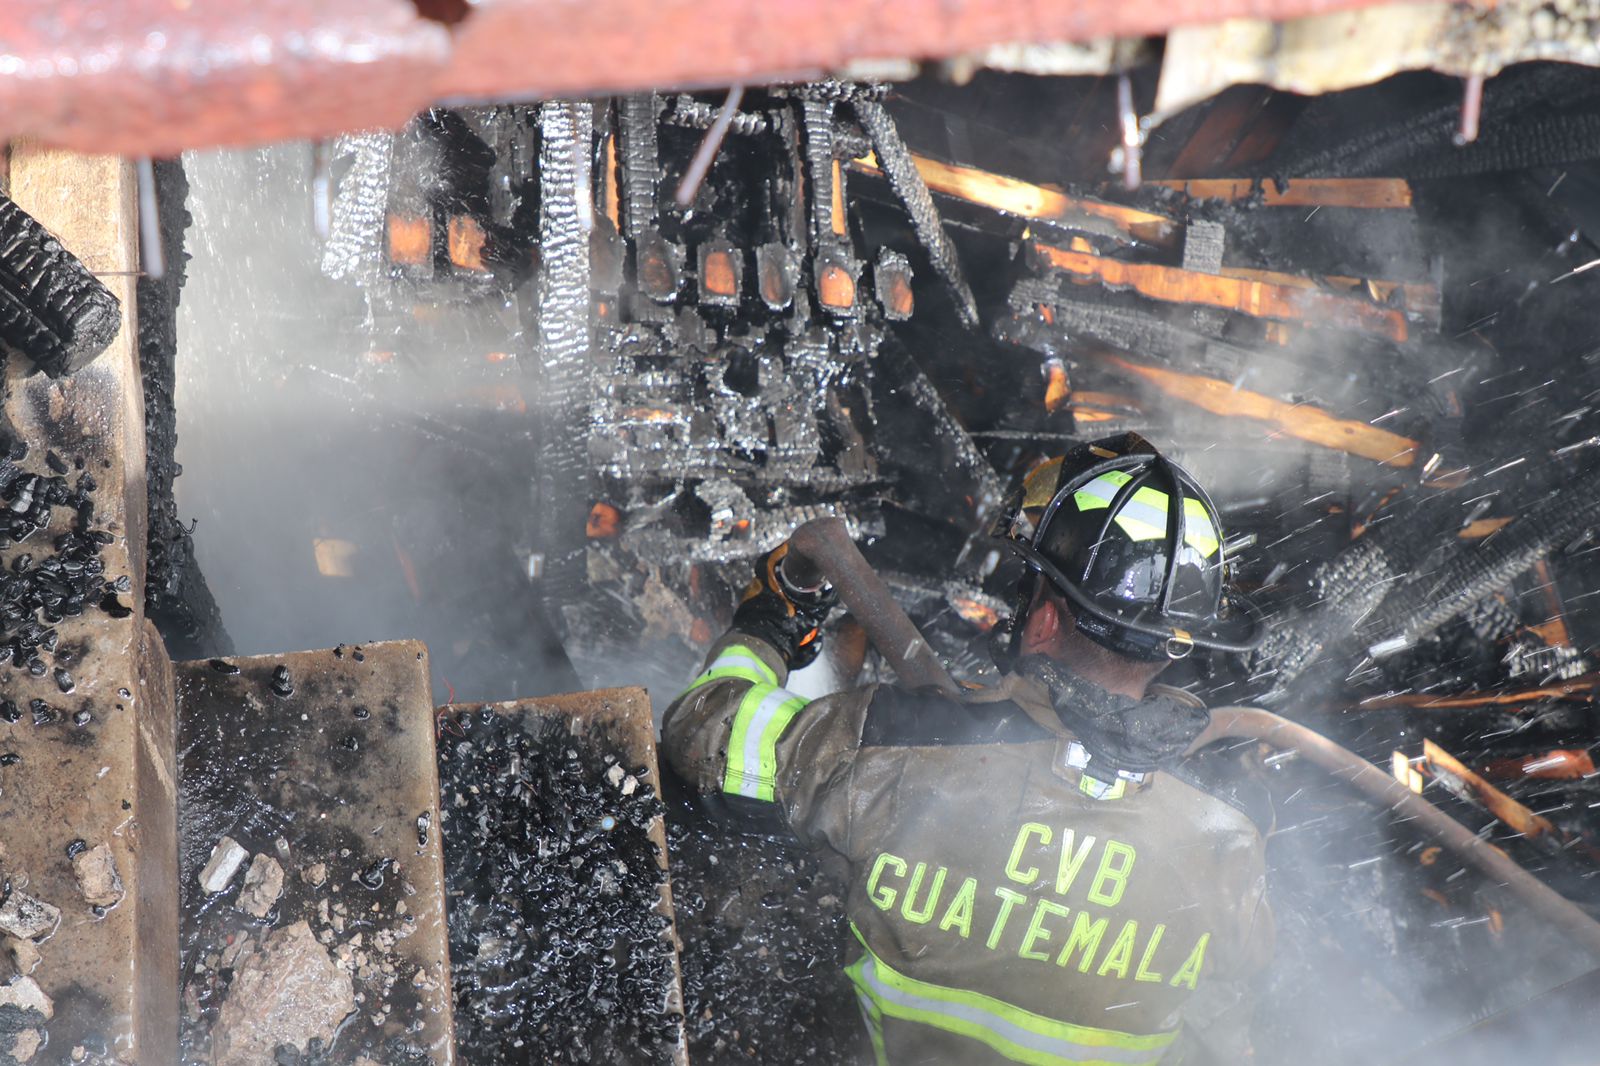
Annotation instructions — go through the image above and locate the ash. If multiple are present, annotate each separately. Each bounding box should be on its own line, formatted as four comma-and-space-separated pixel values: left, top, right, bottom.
663, 781, 868, 1065
438, 706, 681, 1063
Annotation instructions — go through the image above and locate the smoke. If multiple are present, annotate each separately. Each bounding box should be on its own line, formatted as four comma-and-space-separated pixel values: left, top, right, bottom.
175, 143, 575, 705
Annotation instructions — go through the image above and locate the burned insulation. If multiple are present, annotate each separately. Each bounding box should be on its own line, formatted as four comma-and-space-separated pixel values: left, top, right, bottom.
438, 706, 682, 1064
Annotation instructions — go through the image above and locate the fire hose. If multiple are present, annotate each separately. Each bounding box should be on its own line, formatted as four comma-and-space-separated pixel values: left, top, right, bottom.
782, 516, 1600, 957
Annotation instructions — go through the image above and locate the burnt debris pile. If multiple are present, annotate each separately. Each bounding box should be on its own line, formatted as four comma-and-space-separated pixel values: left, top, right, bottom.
438, 703, 682, 1064
663, 782, 864, 1065
0, 441, 120, 684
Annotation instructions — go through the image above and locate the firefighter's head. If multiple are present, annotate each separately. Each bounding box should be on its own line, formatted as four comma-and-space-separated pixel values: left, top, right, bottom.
997, 432, 1263, 668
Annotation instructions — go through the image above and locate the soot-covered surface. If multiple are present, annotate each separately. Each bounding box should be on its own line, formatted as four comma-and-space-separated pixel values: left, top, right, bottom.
438, 691, 685, 1065
662, 779, 867, 1066
175, 642, 453, 1065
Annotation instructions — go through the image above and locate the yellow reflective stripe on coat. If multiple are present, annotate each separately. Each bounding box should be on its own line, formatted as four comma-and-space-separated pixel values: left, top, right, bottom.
685, 644, 779, 694
723, 683, 810, 802
845, 931, 1177, 1066
1072, 470, 1219, 559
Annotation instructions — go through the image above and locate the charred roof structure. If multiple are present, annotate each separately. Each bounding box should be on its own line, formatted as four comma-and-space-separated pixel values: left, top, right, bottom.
12, 3, 1600, 1064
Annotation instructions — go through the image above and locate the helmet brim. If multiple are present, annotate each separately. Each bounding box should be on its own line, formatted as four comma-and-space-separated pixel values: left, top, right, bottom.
1000, 536, 1265, 654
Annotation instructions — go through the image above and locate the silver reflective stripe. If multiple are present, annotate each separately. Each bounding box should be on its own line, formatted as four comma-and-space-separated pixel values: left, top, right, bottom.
686, 645, 779, 693
706, 648, 776, 682
726, 685, 800, 793
854, 954, 1169, 1066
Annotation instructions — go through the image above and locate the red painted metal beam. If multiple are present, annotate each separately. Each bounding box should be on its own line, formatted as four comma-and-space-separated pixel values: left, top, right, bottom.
0, 0, 1394, 156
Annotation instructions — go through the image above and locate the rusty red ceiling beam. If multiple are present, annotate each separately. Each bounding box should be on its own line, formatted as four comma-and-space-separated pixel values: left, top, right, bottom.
0, 0, 1394, 157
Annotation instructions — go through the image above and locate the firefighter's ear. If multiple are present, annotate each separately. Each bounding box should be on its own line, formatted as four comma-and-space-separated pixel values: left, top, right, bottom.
1020, 593, 1064, 658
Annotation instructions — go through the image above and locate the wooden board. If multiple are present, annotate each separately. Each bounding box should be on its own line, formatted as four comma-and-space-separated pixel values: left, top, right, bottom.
0, 145, 179, 1066
175, 642, 455, 1064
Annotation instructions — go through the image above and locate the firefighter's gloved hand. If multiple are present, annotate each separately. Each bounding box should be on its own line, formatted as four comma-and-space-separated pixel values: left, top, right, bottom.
732, 543, 839, 669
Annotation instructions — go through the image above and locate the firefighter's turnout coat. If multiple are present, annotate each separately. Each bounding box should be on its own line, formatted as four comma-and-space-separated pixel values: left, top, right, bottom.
663, 632, 1273, 1066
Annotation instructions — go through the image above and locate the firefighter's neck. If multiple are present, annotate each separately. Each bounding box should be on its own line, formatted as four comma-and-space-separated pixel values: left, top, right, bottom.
1019, 594, 1166, 700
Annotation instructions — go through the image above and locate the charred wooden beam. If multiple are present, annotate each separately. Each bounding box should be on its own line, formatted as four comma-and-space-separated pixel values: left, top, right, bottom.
1034, 242, 1412, 343
1101, 353, 1420, 467
1421, 738, 1564, 850
0, 193, 122, 377
853, 99, 978, 329
1357, 674, 1600, 711
1215, 264, 1440, 329
1482, 749, 1596, 782
851, 151, 1177, 246
1147, 177, 1413, 209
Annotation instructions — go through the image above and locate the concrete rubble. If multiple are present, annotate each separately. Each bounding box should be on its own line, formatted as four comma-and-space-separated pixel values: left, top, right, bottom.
235, 854, 284, 919
0, 892, 58, 942
198, 837, 249, 895
70, 842, 125, 909
210, 920, 355, 1066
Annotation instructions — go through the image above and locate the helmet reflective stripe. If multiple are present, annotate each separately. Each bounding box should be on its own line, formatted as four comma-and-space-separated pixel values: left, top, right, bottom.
1070, 471, 1220, 559
845, 928, 1178, 1066
723, 683, 810, 802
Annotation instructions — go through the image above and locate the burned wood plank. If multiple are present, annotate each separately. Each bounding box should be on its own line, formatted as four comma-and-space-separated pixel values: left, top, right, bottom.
1481, 749, 1596, 782
1034, 242, 1412, 342
853, 99, 978, 329
1421, 738, 1562, 849
1357, 674, 1600, 711
175, 641, 454, 1065
1216, 264, 1440, 328
1101, 353, 1420, 467
851, 150, 1177, 246
1148, 177, 1413, 209
0, 145, 179, 1065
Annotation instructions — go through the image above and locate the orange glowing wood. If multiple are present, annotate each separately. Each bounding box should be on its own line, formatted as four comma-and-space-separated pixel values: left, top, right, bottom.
818, 260, 855, 309
446, 215, 488, 272
1043, 361, 1070, 412
1103, 354, 1418, 467
602, 131, 620, 228
1422, 739, 1560, 845
1358, 673, 1600, 710
586, 502, 622, 539
386, 213, 431, 265
1482, 749, 1596, 782
1036, 243, 1410, 343
851, 151, 1176, 246
881, 269, 914, 318
830, 159, 847, 237
1147, 178, 1412, 209
1459, 517, 1514, 539
1216, 265, 1439, 324
701, 248, 738, 297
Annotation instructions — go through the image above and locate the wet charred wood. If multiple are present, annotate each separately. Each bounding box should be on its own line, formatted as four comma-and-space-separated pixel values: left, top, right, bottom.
0, 193, 121, 378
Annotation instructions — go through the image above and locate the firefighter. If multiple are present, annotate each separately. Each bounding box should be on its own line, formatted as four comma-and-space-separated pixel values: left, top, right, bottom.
662, 433, 1274, 1065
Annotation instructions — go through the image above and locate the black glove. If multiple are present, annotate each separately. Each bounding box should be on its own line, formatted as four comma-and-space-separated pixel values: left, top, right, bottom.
731, 543, 839, 670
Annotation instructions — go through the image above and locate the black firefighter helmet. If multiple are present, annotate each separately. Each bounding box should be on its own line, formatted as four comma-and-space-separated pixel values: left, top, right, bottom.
998, 433, 1263, 661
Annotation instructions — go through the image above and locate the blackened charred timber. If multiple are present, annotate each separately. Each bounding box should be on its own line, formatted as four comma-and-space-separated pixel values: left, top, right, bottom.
1247, 494, 1465, 700
533, 101, 596, 630
1364, 475, 1600, 660
0, 194, 122, 378
619, 95, 662, 244
853, 98, 978, 329
1195, 707, 1600, 958
136, 158, 230, 660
